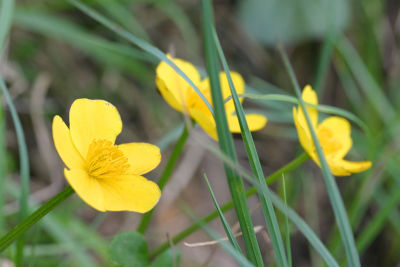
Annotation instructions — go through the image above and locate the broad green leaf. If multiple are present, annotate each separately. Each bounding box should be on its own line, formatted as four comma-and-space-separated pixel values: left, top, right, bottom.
109, 231, 148, 267
150, 248, 181, 267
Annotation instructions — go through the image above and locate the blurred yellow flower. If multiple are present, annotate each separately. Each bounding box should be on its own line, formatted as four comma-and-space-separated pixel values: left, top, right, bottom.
156, 55, 267, 140
52, 99, 161, 212
293, 85, 372, 176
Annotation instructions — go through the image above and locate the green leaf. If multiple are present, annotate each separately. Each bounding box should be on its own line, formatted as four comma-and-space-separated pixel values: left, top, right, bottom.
204, 174, 242, 253
150, 248, 181, 267
109, 231, 149, 267
201, 0, 263, 265
212, 27, 288, 267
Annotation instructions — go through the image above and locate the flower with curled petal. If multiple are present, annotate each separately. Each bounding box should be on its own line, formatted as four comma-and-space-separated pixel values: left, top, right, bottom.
52, 98, 161, 212
156, 55, 267, 140
293, 86, 372, 176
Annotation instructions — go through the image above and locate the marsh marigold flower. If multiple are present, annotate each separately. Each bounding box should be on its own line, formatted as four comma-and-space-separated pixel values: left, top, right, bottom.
293, 86, 372, 176
156, 55, 267, 140
52, 99, 161, 212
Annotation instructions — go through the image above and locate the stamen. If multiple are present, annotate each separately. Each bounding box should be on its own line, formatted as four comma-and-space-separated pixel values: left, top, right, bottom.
86, 140, 129, 179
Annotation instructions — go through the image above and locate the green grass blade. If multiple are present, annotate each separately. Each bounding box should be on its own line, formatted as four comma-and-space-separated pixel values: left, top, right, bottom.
278, 45, 360, 267
182, 204, 254, 267
0, 0, 15, 237
212, 28, 288, 267
137, 126, 189, 233
313, 32, 336, 94
14, 9, 154, 82
153, 0, 199, 58
66, 0, 214, 116
356, 185, 400, 254
282, 176, 292, 267
204, 174, 242, 253
0, 186, 74, 253
202, 0, 263, 265
0, 74, 30, 266
96, 0, 150, 41
150, 153, 308, 259
0, 0, 13, 50
335, 37, 395, 124
6, 181, 101, 266
229, 93, 368, 133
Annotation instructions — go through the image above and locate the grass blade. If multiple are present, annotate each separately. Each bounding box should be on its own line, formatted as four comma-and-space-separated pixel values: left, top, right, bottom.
150, 153, 308, 259
182, 204, 254, 267
336, 37, 395, 124
356, 185, 400, 254
212, 28, 288, 266
0, 74, 30, 265
202, 0, 263, 265
282, 175, 292, 267
278, 44, 360, 267
0, 186, 74, 253
0, 0, 15, 237
226, 93, 368, 133
66, 0, 214, 116
204, 174, 242, 253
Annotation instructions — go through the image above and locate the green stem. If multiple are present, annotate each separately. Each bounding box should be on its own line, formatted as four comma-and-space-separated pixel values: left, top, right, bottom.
0, 186, 75, 253
137, 126, 189, 233
149, 152, 309, 259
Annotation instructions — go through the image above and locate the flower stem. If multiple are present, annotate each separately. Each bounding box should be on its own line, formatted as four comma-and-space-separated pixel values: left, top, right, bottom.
149, 152, 309, 259
137, 126, 189, 233
0, 186, 75, 253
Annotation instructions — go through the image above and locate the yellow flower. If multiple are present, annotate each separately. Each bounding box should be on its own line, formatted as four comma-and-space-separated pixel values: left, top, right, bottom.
52, 99, 161, 212
155, 55, 267, 140
293, 85, 372, 176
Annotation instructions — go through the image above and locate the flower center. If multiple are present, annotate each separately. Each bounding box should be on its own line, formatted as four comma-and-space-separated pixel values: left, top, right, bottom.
86, 139, 129, 179
317, 127, 342, 155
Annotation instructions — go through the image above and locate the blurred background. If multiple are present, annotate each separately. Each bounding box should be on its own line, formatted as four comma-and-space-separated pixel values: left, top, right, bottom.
1, 0, 400, 266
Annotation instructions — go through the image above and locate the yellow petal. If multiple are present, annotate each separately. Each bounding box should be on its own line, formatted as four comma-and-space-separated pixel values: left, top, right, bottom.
64, 168, 106, 211
221, 72, 245, 113
200, 72, 245, 113
190, 108, 218, 140
100, 175, 161, 213
293, 107, 315, 158
228, 114, 267, 133
329, 159, 372, 177
187, 80, 213, 117
69, 99, 122, 157
118, 143, 161, 175
155, 55, 201, 112
52, 116, 84, 170
297, 85, 318, 132
317, 116, 352, 159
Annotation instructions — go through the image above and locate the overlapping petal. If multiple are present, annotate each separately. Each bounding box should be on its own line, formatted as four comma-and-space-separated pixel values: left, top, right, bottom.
296, 85, 318, 135
101, 175, 161, 213
52, 116, 84, 170
65, 168, 105, 211
317, 116, 352, 160
118, 143, 161, 175
155, 55, 201, 112
190, 108, 218, 140
69, 99, 122, 157
227, 114, 267, 133
64, 169, 161, 212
